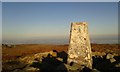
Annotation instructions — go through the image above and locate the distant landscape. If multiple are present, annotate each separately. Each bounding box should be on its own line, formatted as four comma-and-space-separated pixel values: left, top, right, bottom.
2, 39, 119, 45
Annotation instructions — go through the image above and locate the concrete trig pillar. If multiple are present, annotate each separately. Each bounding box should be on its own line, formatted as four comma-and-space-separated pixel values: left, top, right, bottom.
67, 22, 92, 69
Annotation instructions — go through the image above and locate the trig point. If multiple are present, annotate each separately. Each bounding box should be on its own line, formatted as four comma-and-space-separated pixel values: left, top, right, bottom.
67, 22, 92, 69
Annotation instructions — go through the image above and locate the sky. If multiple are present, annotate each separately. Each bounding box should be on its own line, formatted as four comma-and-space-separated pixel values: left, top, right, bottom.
2, 2, 118, 44
1, 0, 120, 2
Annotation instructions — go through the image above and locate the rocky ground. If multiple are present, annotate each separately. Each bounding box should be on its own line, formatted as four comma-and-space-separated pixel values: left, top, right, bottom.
2, 44, 120, 72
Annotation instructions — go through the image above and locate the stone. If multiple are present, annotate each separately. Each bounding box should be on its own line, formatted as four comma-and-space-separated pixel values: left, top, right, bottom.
91, 68, 100, 72
56, 57, 63, 62
106, 53, 114, 59
65, 63, 79, 71
2, 61, 27, 71
13, 69, 25, 72
115, 63, 120, 67
19, 52, 49, 64
110, 58, 116, 63
24, 66, 39, 72
49, 50, 57, 57
67, 22, 92, 69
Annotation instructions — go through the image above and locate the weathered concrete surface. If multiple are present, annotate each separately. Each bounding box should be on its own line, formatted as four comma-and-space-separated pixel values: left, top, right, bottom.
67, 22, 92, 69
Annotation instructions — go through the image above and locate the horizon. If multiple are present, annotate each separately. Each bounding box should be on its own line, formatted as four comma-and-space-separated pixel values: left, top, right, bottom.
2, 2, 118, 44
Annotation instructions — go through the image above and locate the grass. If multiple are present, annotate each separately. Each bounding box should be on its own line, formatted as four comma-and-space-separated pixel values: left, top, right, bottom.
2, 44, 119, 61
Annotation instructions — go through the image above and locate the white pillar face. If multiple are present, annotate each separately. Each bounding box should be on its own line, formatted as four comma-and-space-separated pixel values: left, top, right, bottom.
68, 22, 92, 69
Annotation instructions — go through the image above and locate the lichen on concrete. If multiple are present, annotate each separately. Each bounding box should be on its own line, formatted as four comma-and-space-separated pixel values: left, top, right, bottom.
67, 22, 92, 69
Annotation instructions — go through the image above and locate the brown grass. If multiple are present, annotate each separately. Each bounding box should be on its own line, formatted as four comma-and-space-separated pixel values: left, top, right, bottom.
2, 44, 119, 60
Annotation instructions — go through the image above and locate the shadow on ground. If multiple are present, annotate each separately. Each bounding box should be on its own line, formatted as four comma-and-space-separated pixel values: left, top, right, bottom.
92, 55, 120, 72
2, 60, 27, 72
31, 50, 68, 72
31, 51, 120, 72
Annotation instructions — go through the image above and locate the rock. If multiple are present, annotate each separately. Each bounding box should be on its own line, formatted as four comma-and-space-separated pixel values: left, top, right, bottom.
2, 61, 27, 71
13, 69, 25, 72
65, 64, 78, 71
115, 63, 120, 67
19, 52, 49, 64
91, 68, 100, 72
110, 58, 116, 63
49, 50, 57, 57
56, 57, 63, 62
24, 66, 39, 72
106, 53, 114, 59
106, 53, 116, 63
